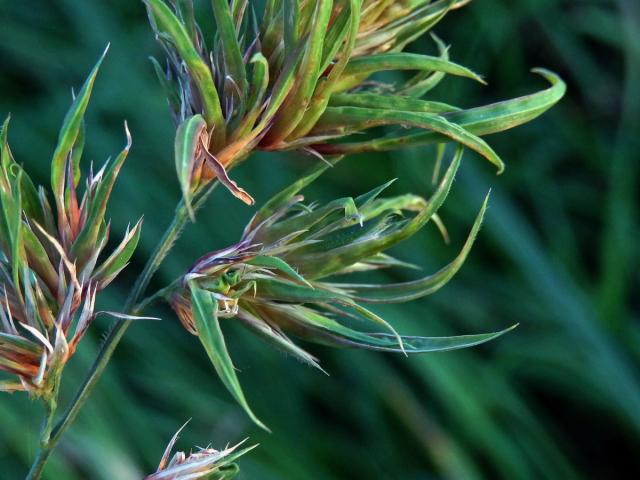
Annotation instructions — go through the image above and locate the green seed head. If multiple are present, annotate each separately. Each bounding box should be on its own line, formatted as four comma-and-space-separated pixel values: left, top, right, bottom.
0, 51, 141, 397
146, 423, 255, 480
169, 149, 515, 429
145, 0, 565, 211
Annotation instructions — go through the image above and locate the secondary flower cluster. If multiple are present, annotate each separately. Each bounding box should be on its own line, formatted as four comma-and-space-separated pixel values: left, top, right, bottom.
146, 423, 255, 480
0, 52, 140, 399
169, 149, 514, 429
145, 0, 564, 211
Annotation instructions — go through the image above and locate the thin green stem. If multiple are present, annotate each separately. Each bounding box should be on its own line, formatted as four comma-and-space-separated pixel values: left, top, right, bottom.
132, 277, 182, 315
26, 184, 217, 479
25, 395, 58, 480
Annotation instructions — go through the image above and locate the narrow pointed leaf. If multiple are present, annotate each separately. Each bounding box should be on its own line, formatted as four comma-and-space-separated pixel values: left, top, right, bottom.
1, 169, 23, 291
150, 56, 182, 117
237, 309, 324, 372
246, 255, 310, 286
260, 196, 360, 244
93, 219, 143, 284
314, 106, 504, 172
333, 192, 490, 302
336, 52, 485, 92
250, 158, 337, 228
316, 69, 565, 156
291, 0, 361, 139
338, 325, 519, 353
22, 225, 59, 295
51, 46, 108, 214
70, 124, 132, 265
190, 283, 269, 431
175, 114, 207, 218
297, 146, 463, 278
354, 179, 396, 208
266, 0, 334, 143
229, 54, 269, 141
275, 304, 516, 353
255, 278, 352, 304
329, 93, 460, 115
70, 118, 85, 187
437, 68, 566, 135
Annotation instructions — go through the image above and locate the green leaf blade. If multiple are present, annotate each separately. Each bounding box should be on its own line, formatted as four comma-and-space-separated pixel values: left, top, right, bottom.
335, 191, 490, 303
174, 114, 207, 218
70, 125, 132, 266
51, 46, 108, 214
190, 283, 269, 431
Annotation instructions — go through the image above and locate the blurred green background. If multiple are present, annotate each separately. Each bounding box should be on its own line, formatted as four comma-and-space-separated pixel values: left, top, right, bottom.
0, 0, 638, 478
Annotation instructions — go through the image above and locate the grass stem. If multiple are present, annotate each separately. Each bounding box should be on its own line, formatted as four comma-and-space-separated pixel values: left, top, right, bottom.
26, 184, 216, 479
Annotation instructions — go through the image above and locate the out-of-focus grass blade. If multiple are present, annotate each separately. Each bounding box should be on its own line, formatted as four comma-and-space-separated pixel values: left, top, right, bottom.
459, 163, 640, 433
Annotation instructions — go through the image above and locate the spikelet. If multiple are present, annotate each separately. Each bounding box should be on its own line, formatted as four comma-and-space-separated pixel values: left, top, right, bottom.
0, 49, 142, 399
146, 422, 255, 480
144, 0, 565, 210
168, 148, 515, 429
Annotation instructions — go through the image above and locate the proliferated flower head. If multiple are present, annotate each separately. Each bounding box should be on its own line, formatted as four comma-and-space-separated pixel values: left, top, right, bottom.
146, 423, 255, 480
0, 49, 142, 399
168, 148, 515, 429
145, 0, 565, 210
